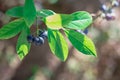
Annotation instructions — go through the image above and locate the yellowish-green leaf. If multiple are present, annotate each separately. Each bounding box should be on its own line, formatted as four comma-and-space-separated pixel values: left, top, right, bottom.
16, 27, 31, 60
45, 11, 92, 30
17, 44, 29, 59
48, 29, 68, 61
45, 14, 63, 29
65, 30, 97, 56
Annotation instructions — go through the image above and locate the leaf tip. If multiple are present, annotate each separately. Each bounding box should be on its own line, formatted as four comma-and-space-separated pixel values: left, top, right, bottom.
91, 50, 97, 57
61, 57, 67, 62
17, 44, 29, 60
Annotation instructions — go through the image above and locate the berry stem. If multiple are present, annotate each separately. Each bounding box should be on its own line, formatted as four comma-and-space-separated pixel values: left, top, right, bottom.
36, 17, 39, 36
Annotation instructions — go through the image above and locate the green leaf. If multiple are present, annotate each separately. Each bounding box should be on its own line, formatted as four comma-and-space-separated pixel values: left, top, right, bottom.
0, 19, 25, 39
48, 29, 68, 61
65, 30, 97, 56
63, 11, 93, 30
37, 9, 55, 18
16, 27, 31, 60
6, 6, 23, 18
23, 0, 36, 27
44, 11, 92, 30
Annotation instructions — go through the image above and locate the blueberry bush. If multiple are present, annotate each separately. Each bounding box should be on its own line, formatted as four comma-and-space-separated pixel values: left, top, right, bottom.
0, 0, 119, 61
0, 0, 97, 61
0, 0, 120, 80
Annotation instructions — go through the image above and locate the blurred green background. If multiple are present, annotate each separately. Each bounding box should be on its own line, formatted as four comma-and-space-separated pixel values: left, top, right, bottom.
0, 0, 120, 80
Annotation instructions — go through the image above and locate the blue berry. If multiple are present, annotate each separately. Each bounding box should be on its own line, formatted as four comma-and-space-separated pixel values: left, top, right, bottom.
100, 4, 108, 12
76, 29, 89, 35
33, 37, 44, 45
27, 35, 34, 43
83, 29, 88, 34
39, 31, 48, 39
76, 30, 85, 35
112, 0, 119, 7
41, 31, 48, 39
105, 14, 115, 21
39, 37, 44, 44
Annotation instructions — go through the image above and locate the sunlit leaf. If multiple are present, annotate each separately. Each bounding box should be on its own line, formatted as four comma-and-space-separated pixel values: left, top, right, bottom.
44, 11, 92, 30
65, 30, 97, 56
6, 6, 23, 17
45, 14, 73, 30
16, 27, 31, 60
48, 29, 68, 61
23, 0, 36, 27
45, 14, 63, 29
0, 19, 25, 39
63, 11, 92, 30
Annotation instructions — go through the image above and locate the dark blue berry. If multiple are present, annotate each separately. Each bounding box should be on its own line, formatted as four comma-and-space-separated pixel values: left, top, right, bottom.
105, 16, 112, 20
76, 30, 85, 35
39, 31, 48, 39
83, 29, 88, 34
27, 35, 34, 43
33, 37, 44, 46
39, 37, 44, 44
41, 31, 48, 39
105, 15, 115, 20
100, 4, 107, 13
112, 0, 119, 7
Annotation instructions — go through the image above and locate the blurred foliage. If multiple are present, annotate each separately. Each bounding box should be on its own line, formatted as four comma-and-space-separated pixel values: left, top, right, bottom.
0, 0, 120, 80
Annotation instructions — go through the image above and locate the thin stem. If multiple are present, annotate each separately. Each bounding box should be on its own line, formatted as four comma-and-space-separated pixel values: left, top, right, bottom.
36, 17, 39, 36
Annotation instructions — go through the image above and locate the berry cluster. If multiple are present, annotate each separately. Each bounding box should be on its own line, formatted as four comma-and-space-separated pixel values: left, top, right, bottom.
100, 0, 119, 20
27, 30, 47, 45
